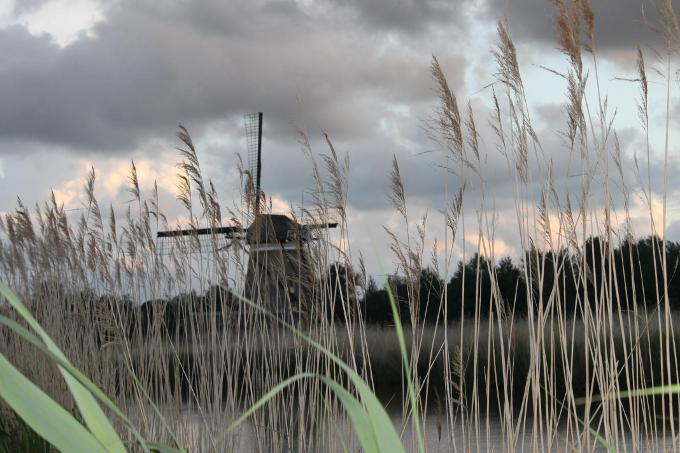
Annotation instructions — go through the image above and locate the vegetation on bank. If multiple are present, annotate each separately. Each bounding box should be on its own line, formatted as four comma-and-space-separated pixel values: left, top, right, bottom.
49, 234, 676, 333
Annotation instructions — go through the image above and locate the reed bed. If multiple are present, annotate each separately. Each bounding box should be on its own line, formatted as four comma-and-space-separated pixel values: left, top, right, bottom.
2, 0, 680, 451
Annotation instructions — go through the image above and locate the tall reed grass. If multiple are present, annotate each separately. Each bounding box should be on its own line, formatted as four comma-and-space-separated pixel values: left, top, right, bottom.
2, 0, 680, 451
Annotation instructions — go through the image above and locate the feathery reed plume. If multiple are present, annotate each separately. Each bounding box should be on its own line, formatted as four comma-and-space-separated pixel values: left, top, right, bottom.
175, 173, 192, 215
659, 0, 680, 39
465, 102, 480, 164
390, 155, 407, 220
492, 20, 523, 95
321, 132, 349, 224
537, 191, 553, 251
492, 20, 536, 181
236, 153, 257, 217
447, 184, 465, 242
582, 0, 594, 43
636, 47, 649, 130
431, 56, 464, 163
176, 125, 209, 217
552, 0, 583, 75
128, 160, 141, 203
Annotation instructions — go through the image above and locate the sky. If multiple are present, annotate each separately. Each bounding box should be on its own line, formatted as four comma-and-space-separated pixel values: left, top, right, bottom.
2, 0, 680, 277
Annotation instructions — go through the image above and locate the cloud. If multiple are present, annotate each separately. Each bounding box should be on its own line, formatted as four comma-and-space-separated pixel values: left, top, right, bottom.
482, 0, 667, 55
329, 0, 462, 35
11, 0, 106, 46
0, 0, 467, 155
11, 0, 47, 16
3, 0, 680, 278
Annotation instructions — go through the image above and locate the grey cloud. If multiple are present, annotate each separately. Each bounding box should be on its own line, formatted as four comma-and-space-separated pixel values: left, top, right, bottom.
179, 80, 680, 251
484, 0, 668, 53
12, 0, 48, 16
0, 148, 83, 210
0, 0, 467, 155
5, 0, 680, 277
330, 0, 462, 35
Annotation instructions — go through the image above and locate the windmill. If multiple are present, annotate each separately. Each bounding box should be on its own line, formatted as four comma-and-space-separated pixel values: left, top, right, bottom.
157, 112, 338, 319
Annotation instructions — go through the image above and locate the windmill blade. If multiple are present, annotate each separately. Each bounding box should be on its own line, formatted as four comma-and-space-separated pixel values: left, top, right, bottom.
301, 222, 338, 231
244, 112, 263, 213
298, 222, 338, 241
157, 225, 244, 238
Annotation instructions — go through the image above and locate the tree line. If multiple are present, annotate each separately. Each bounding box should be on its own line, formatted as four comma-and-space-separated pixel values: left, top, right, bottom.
122, 235, 680, 334
352, 235, 680, 325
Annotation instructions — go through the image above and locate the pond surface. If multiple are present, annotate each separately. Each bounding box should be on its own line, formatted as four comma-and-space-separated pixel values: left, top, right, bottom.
142, 408, 674, 452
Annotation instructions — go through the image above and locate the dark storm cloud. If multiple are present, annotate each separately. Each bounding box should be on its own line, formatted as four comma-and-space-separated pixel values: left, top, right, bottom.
330, 0, 460, 34
0, 0, 467, 154
483, 0, 669, 53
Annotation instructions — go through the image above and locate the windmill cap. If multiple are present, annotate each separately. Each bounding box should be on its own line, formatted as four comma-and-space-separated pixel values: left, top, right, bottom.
246, 214, 302, 244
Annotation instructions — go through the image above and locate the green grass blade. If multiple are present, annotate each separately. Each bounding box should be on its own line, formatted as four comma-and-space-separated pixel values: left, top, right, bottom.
122, 359, 184, 451
572, 383, 680, 453
580, 420, 616, 452
342, 375, 405, 453
545, 385, 615, 453
0, 314, 161, 453
0, 282, 126, 453
227, 369, 383, 452
0, 352, 107, 453
317, 375, 381, 452
384, 282, 425, 453
228, 373, 315, 431
230, 292, 406, 453
586, 384, 680, 402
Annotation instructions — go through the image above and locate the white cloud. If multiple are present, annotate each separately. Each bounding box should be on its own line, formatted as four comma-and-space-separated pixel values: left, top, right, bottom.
0, 0, 11, 25
13, 0, 106, 46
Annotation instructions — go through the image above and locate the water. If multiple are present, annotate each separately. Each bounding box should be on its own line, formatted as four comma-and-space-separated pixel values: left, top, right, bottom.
138, 408, 675, 452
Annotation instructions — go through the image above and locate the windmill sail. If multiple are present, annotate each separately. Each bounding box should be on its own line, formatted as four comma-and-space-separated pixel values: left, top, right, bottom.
157, 112, 338, 323
244, 112, 263, 214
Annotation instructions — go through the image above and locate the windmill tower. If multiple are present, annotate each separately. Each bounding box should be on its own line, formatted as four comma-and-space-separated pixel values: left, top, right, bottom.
157, 113, 337, 320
